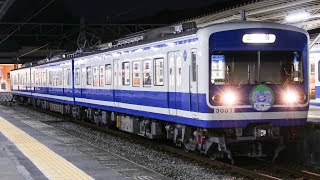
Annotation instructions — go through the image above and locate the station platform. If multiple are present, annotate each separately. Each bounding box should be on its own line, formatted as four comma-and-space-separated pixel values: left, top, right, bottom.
0, 105, 167, 180
308, 102, 320, 123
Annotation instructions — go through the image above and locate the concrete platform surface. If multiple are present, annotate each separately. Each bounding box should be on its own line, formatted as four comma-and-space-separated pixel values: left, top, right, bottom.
308, 105, 320, 123
0, 133, 33, 180
0, 105, 168, 180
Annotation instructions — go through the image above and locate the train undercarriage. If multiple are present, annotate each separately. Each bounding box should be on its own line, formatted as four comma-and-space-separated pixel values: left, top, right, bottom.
16, 96, 304, 164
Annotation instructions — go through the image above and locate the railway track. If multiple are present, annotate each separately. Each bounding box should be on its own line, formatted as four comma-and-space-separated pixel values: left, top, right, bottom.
18, 104, 320, 180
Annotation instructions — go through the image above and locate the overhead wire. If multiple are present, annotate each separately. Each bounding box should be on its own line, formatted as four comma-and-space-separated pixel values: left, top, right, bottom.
0, 0, 55, 45
18, 30, 78, 58
0, 0, 48, 36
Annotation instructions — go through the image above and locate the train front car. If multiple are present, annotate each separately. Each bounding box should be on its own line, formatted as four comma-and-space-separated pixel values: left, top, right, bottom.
190, 22, 309, 163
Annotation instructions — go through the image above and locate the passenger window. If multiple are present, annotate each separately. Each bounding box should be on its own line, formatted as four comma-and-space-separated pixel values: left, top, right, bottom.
86, 66, 92, 85
176, 55, 182, 87
49, 71, 52, 85
43, 72, 46, 85
191, 49, 197, 82
13, 75, 17, 85
93, 66, 99, 86
311, 63, 315, 76
154, 58, 164, 86
132, 61, 141, 87
58, 70, 63, 86
105, 64, 112, 85
99, 66, 105, 86
67, 69, 71, 86
75, 68, 80, 85
35, 73, 39, 85
122, 62, 130, 86
143, 60, 152, 86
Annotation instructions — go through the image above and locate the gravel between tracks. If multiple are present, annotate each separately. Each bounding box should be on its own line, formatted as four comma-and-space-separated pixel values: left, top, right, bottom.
12, 105, 239, 180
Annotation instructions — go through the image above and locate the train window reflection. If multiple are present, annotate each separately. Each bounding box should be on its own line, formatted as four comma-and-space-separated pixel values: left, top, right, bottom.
211, 51, 303, 85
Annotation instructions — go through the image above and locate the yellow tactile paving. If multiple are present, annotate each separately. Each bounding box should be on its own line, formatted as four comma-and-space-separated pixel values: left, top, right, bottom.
0, 116, 94, 180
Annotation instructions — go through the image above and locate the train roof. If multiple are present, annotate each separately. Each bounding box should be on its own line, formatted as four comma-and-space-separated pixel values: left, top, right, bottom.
12, 21, 309, 71
14, 23, 198, 71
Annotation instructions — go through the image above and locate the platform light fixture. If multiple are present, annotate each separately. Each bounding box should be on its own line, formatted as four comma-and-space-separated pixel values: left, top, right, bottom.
242, 34, 276, 44
285, 12, 310, 23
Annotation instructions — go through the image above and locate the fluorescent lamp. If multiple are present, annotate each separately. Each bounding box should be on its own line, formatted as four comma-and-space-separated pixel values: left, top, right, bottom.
242, 34, 276, 44
285, 12, 310, 22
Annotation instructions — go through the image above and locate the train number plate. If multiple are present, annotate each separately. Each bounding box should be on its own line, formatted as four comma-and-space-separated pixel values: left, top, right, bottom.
214, 108, 234, 113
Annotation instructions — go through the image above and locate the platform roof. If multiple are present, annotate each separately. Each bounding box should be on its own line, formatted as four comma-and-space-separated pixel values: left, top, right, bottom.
0, 0, 319, 64
179, 0, 320, 47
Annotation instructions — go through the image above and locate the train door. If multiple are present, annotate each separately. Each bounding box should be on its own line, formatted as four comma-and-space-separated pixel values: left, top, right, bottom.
113, 59, 120, 107
189, 49, 198, 118
168, 51, 181, 115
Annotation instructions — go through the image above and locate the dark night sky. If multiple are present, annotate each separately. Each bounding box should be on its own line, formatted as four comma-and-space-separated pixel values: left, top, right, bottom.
3, 0, 250, 24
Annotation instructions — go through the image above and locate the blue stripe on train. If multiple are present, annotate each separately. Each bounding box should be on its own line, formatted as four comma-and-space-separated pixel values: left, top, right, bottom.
75, 101, 306, 128
16, 92, 305, 128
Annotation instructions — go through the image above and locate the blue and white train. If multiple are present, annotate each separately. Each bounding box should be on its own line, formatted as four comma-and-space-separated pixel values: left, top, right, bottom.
11, 21, 309, 162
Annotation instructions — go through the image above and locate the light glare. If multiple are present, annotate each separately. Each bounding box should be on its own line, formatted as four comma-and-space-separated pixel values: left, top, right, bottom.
222, 92, 237, 105
285, 12, 310, 22
284, 91, 298, 103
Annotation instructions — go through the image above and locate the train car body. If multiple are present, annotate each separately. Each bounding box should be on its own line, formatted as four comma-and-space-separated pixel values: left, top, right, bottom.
11, 21, 309, 162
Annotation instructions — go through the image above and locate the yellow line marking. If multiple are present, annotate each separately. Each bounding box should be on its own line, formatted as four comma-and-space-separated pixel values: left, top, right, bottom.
0, 116, 93, 180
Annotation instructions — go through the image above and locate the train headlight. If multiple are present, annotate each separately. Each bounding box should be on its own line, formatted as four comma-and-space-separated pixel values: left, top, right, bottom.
284, 91, 298, 103
222, 92, 237, 105
283, 91, 305, 103
213, 91, 238, 105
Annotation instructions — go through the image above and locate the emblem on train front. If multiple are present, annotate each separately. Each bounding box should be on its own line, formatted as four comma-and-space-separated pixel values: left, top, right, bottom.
249, 85, 274, 112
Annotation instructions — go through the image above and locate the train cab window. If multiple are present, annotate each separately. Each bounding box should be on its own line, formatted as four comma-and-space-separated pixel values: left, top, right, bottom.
122, 62, 130, 86
132, 61, 141, 87
154, 58, 164, 86
105, 64, 112, 85
143, 60, 152, 86
191, 49, 197, 82
67, 69, 71, 86
211, 51, 303, 85
93, 66, 99, 86
99, 65, 105, 86
86, 66, 92, 85
75, 68, 80, 85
